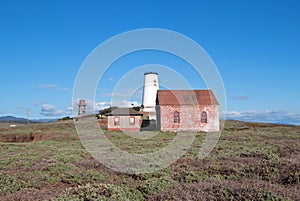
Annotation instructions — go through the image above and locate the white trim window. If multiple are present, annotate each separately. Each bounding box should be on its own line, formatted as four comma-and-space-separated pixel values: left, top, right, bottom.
129, 117, 135, 125
114, 117, 120, 126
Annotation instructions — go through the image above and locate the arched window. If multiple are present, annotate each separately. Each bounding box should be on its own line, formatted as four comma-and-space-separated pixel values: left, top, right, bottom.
174, 111, 180, 123
201, 111, 207, 123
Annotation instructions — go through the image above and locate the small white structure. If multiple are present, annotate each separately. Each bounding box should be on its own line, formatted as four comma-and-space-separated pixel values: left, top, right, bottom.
106, 108, 142, 131
10, 124, 16, 128
142, 72, 159, 120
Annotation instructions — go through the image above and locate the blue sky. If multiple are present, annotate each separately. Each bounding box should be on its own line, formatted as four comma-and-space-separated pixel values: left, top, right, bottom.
0, 0, 299, 125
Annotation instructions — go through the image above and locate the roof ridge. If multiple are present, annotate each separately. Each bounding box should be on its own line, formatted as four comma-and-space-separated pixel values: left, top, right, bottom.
157, 90, 219, 105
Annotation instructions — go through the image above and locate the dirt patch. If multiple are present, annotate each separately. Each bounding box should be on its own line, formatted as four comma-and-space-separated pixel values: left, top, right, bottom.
0, 133, 46, 143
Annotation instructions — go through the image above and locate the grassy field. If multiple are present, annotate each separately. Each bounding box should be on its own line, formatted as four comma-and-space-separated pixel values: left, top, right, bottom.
0, 120, 299, 200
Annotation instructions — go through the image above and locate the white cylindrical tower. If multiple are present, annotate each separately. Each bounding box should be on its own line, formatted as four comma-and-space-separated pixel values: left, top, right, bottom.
142, 72, 159, 120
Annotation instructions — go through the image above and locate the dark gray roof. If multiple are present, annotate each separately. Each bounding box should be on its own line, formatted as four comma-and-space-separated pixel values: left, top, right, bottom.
106, 108, 142, 116
144, 72, 158, 75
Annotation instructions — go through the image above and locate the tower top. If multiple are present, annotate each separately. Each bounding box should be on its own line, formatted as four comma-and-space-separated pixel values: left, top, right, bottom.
144, 72, 158, 75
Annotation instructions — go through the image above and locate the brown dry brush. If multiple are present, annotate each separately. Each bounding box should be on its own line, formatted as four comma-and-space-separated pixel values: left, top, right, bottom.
1, 120, 300, 200
150, 179, 299, 201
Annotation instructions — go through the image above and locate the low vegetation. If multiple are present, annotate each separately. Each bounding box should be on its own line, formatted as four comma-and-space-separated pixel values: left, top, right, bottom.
0, 120, 299, 200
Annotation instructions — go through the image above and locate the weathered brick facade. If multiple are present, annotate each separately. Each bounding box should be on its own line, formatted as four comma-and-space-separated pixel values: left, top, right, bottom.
156, 90, 220, 132
157, 105, 219, 132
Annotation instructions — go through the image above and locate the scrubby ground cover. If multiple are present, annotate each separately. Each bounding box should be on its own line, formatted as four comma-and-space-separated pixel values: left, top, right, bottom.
0, 120, 299, 200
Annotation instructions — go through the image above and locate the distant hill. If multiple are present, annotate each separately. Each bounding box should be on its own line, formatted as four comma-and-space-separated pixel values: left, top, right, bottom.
0, 116, 57, 124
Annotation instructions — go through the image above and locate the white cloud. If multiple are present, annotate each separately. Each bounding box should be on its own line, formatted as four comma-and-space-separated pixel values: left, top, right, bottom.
64, 106, 74, 115
94, 101, 111, 112
92, 100, 140, 112
67, 106, 73, 112
71, 99, 141, 115
40, 104, 64, 116
71, 99, 111, 114
226, 110, 300, 125
111, 100, 140, 108
36, 84, 69, 91
102, 93, 131, 98
101, 89, 143, 100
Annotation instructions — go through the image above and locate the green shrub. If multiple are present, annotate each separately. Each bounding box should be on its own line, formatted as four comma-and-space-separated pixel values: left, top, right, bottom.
55, 183, 144, 201
208, 186, 290, 201
83, 169, 110, 183
173, 170, 208, 183
0, 173, 25, 195
45, 163, 83, 184
137, 176, 175, 199
241, 160, 280, 181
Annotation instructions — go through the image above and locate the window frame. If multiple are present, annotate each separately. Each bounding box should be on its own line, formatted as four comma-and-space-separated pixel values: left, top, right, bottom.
129, 116, 135, 125
114, 117, 120, 126
201, 111, 208, 123
174, 111, 180, 124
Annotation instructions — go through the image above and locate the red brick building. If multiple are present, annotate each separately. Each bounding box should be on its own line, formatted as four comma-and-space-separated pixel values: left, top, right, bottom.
156, 90, 219, 132
106, 108, 142, 131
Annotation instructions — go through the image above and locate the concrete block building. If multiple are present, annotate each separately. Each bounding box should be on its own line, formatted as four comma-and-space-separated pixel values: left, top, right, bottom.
106, 108, 142, 131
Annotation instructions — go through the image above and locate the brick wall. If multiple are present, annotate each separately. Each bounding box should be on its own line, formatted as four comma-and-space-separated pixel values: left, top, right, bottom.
158, 105, 219, 132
